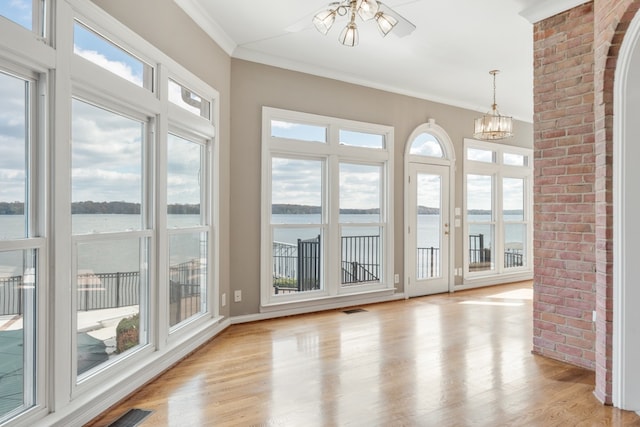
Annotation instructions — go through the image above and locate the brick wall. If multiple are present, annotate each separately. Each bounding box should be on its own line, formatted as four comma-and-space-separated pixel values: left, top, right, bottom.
532, 3, 597, 370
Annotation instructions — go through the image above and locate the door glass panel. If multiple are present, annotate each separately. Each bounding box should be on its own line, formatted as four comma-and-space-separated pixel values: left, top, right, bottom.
416, 173, 442, 279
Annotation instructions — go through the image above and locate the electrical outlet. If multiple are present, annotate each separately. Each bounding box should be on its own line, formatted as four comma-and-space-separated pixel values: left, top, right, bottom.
221, 293, 226, 307
234, 290, 242, 302
394, 274, 400, 284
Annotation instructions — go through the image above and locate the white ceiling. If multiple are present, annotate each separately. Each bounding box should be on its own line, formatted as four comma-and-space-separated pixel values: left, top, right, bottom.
174, 0, 584, 123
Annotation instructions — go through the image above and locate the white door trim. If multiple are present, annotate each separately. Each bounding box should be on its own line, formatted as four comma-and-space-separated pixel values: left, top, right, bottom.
613, 6, 640, 413
403, 119, 455, 298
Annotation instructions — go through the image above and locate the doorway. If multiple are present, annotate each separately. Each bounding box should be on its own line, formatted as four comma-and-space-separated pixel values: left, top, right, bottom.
614, 6, 640, 412
404, 119, 455, 298
407, 163, 450, 296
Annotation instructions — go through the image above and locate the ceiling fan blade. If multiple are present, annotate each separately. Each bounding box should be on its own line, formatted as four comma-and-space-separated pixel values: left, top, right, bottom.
378, 1, 416, 37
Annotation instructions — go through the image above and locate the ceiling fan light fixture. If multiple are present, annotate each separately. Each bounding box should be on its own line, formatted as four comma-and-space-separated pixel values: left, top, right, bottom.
473, 70, 514, 140
339, 21, 359, 46
356, 0, 380, 21
313, 9, 337, 35
375, 12, 397, 36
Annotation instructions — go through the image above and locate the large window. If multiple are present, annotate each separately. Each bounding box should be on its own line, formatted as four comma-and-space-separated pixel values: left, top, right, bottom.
167, 132, 209, 329
71, 98, 150, 378
0, 68, 41, 423
0, 1, 220, 423
262, 107, 393, 306
463, 139, 532, 281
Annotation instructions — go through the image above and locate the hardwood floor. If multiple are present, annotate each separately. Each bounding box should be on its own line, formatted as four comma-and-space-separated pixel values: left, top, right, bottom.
89, 282, 640, 426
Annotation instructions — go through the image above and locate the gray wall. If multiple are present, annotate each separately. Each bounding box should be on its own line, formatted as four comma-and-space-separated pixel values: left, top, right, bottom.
230, 59, 533, 316
83, 2, 534, 318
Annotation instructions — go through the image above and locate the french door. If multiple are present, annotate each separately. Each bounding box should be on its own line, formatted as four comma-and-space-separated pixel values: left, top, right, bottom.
407, 163, 450, 296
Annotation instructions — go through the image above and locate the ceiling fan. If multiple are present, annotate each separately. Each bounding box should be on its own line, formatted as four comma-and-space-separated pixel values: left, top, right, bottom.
286, 0, 416, 46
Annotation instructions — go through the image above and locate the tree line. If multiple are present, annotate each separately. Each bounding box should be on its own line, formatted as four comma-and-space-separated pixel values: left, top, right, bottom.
0, 201, 200, 214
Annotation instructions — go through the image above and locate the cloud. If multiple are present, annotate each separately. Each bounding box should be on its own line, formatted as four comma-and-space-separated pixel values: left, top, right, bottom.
74, 46, 143, 87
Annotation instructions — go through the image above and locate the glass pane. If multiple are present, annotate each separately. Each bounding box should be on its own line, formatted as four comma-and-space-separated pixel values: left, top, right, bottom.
0, 71, 27, 240
272, 227, 322, 295
504, 152, 526, 166
270, 120, 326, 143
168, 79, 210, 119
272, 158, 322, 224
0, 0, 32, 31
0, 249, 36, 418
503, 178, 524, 221
71, 99, 144, 234
169, 232, 207, 328
409, 133, 444, 158
167, 133, 202, 228
505, 223, 526, 269
416, 173, 442, 279
76, 238, 148, 377
339, 129, 384, 149
466, 174, 493, 220
467, 147, 494, 163
341, 225, 381, 286
339, 163, 381, 223
74, 22, 146, 88
468, 223, 494, 272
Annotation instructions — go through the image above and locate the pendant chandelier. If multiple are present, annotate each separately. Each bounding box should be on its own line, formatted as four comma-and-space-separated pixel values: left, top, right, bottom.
313, 0, 401, 47
473, 70, 514, 140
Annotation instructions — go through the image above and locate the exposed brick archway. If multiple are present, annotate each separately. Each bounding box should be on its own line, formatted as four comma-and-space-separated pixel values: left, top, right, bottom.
533, 0, 640, 405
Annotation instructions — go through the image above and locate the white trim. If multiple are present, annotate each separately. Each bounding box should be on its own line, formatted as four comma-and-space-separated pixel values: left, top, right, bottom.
462, 139, 533, 283
261, 106, 394, 307
173, 0, 237, 56
403, 119, 456, 297
519, 0, 589, 24
613, 3, 640, 412
235, 292, 404, 324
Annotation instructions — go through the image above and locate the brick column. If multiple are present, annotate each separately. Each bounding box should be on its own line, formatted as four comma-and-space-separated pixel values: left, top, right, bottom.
532, 3, 597, 371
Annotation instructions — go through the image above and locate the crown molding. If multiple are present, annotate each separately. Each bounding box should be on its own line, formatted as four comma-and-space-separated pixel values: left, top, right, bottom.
519, 0, 590, 24
174, 0, 237, 56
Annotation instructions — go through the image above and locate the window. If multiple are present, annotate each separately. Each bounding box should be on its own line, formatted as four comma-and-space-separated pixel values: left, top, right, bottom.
0, 68, 41, 421
263, 107, 393, 306
0, 1, 220, 424
168, 79, 210, 119
167, 132, 209, 329
409, 132, 444, 157
74, 21, 152, 89
0, 0, 45, 34
71, 98, 150, 378
463, 139, 532, 280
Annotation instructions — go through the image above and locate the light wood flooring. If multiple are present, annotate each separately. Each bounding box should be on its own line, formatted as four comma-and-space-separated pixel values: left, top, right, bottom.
89, 282, 640, 426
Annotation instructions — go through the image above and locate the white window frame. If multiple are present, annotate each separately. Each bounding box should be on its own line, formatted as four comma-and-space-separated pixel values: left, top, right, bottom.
0, 62, 47, 425
0, 1, 221, 424
462, 138, 533, 288
261, 107, 394, 310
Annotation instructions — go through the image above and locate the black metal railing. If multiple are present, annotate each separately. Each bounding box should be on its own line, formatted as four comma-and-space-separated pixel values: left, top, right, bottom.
77, 271, 140, 311
0, 275, 23, 315
169, 259, 205, 325
417, 247, 440, 278
504, 249, 524, 268
341, 235, 380, 285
